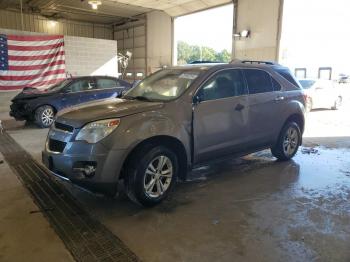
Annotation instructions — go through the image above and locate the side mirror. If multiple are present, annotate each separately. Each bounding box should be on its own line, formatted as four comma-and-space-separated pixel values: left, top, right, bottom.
193, 95, 202, 105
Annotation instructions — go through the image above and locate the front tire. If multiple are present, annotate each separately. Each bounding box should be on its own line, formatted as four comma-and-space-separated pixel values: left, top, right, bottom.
34, 105, 55, 128
125, 145, 178, 207
271, 122, 301, 161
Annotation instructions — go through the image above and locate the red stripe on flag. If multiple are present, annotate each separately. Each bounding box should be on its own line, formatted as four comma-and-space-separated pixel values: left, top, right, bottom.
0, 69, 66, 81
8, 42, 64, 51
9, 60, 65, 71
8, 51, 65, 61
7, 35, 64, 41
0, 78, 66, 91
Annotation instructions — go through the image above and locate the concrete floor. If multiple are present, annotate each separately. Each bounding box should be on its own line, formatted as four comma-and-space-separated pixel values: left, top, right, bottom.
0, 151, 74, 261
0, 88, 350, 261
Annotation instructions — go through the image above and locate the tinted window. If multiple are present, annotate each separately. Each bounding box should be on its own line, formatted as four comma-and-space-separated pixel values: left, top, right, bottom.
272, 77, 282, 91
275, 68, 300, 87
198, 69, 247, 101
96, 78, 117, 89
69, 79, 95, 92
244, 69, 273, 94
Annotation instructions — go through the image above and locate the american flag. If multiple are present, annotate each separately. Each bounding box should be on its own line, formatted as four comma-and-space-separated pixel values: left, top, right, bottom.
0, 34, 66, 91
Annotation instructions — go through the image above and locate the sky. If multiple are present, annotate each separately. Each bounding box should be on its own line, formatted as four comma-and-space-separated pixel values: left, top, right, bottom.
280, 0, 350, 77
174, 4, 233, 52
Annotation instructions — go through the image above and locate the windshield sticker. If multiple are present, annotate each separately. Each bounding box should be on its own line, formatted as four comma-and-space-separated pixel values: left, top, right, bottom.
179, 73, 198, 80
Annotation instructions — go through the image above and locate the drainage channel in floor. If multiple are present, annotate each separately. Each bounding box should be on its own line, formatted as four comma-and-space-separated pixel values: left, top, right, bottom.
0, 131, 139, 262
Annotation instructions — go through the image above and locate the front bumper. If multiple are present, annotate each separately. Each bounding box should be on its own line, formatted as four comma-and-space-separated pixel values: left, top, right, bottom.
9, 103, 31, 120
42, 127, 127, 196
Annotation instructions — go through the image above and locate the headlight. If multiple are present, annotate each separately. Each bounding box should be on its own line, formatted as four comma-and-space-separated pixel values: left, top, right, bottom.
76, 119, 120, 143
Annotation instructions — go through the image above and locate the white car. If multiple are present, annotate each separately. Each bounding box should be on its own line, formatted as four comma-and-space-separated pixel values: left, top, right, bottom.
299, 79, 342, 112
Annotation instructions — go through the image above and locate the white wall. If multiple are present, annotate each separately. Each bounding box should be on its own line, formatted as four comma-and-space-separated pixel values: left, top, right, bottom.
0, 28, 118, 78
234, 0, 282, 61
64, 36, 118, 77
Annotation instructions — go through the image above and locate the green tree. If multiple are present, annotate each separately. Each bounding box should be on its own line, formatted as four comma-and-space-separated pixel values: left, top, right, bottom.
215, 49, 231, 63
177, 41, 232, 64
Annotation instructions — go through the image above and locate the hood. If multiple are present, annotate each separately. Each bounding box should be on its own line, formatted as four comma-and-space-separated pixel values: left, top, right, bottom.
12, 87, 57, 101
56, 98, 164, 128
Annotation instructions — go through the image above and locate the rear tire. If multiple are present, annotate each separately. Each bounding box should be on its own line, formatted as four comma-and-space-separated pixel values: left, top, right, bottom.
271, 121, 301, 161
34, 105, 55, 128
124, 145, 178, 207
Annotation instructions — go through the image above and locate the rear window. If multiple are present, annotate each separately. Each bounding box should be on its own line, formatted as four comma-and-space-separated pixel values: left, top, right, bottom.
272, 77, 282, 91
275, 68, 300, 87
244, 69, 274, 94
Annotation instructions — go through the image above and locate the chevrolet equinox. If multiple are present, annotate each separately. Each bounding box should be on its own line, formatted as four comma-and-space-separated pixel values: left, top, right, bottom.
42, 61, 305, 206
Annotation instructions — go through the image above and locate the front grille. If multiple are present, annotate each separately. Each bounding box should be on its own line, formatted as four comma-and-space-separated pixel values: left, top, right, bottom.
55, 122, 74, 133
48, 139, 66, 153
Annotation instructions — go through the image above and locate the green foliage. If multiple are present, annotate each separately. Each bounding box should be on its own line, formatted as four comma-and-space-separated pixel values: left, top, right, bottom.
177, 41, 231, 65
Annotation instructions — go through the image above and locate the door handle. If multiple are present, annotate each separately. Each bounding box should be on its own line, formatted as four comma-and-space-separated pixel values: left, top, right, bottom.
235, 103, 245, 111
274, 96, 285, 101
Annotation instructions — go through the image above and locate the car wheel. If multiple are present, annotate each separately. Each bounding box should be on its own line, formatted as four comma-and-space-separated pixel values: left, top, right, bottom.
305, 97, 313, 112
331, 96, 342, 110
271, 122, 301, 161
125, 145, 178, 207
34, 105, 55, 128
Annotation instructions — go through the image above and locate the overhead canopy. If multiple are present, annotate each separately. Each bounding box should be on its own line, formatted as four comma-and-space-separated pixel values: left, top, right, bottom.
0, 0, 231, 24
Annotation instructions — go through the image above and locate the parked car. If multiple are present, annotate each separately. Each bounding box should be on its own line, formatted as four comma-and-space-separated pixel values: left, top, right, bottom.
338, 74, 350, 84
299, 78, 342, 111
42, 61, 305, 206
10, 76, 131, 128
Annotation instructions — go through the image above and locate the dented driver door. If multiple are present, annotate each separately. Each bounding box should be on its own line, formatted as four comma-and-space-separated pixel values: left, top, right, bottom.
192, 69, 250, 164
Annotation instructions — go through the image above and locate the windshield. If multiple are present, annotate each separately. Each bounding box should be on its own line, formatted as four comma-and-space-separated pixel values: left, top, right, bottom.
47, 79, 71, 91
124, 69, 201, 101
299, 80, 316, 89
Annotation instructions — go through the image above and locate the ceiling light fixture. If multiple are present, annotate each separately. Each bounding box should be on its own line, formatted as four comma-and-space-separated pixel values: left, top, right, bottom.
88, 0, 102, 10
240, 30, 250, 38
234, 29, 251, 39
49, 20, 57, 27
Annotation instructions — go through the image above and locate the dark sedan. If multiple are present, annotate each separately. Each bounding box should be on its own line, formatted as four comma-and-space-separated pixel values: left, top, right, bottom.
10, 76, 131, 128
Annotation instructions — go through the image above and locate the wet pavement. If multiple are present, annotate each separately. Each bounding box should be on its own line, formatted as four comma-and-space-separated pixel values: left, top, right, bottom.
63, 147, 350, 262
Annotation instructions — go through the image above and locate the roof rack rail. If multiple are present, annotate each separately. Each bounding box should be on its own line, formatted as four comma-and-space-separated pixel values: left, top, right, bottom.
189, 60, 222, 64
230, 59, 278, 65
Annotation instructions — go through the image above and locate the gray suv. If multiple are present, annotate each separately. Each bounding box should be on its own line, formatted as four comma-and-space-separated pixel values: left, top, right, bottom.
42, 61, 305, 206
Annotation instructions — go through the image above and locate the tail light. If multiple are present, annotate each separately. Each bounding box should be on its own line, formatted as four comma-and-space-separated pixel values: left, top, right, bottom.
302, 92, 309, 104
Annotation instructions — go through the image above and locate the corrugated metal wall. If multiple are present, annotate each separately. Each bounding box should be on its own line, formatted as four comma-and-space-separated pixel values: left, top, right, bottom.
114, 20, 147, 82
0, 9, 113, 40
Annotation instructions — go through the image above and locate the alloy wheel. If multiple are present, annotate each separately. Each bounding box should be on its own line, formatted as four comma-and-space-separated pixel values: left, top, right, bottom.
42, 108, 54, 126
283, 126, 299, 157
143, 155, 173, 198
